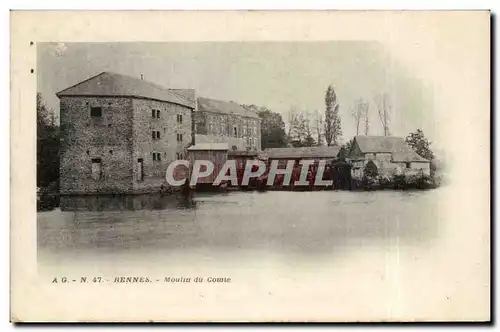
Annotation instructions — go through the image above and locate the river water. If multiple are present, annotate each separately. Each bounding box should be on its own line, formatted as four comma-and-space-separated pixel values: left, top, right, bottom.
38, 189, 440, 267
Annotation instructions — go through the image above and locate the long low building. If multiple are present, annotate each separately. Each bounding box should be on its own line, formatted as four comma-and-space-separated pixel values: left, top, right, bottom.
259, 146, 342, 164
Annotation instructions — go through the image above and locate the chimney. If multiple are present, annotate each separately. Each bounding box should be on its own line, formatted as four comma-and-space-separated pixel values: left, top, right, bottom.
140, 74, 144, 80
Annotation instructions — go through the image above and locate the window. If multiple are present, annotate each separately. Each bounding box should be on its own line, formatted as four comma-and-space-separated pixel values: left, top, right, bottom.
152, 152, 162, 161
91, 158, 102, 180
152, 109, 160, 118
176, 152, 183, 160
90, 107, 102, 117
177, 133, 183, 142
233, 126, 238, 137
152, 131, 161, 140
405, 162, 411, 169
177, 114, 183, 124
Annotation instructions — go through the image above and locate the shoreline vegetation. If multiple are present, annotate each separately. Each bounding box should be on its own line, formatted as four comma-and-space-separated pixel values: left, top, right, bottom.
38, 170, 445, 212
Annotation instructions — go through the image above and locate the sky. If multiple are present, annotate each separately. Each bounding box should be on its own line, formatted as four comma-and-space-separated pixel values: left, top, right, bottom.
37, 42, 436, 145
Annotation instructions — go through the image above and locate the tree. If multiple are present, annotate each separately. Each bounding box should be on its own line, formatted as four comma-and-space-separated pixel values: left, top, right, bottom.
338, 139, 353, 161
405, 129, 435, 161
313, 110, 324, 146
243, 104, 287, 149
352, 98, 364, 136
375, 93, 391, 136
324, 85, 342, 146
364, 99, 370, 135
286, 106, 299, 140
37, 93, 60, 191
352, 98, 369, 136
287, 108, 316, 147
302, 113, 316, 147
302, 132, 316, 147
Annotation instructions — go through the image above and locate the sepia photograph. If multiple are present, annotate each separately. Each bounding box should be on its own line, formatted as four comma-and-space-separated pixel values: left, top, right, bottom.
11, 11, 490, 322
37, 41, 447, 267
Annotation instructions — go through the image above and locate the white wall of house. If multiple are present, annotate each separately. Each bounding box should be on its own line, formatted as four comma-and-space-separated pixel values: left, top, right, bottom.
195, 134, 247, 151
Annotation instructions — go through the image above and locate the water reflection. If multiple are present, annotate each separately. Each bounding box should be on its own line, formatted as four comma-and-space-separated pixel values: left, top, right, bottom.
60, 193, 196, 211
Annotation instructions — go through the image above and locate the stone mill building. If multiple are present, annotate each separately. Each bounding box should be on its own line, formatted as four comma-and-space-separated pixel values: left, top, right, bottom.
57, 72, 195, 195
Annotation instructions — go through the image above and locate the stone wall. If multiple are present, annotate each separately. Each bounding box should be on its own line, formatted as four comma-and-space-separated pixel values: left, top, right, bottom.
59, 96, 194, 195
194, 111, 261, 151
132, 98, 193, 192
59, 96, 134, 194
350, 153, 431, 180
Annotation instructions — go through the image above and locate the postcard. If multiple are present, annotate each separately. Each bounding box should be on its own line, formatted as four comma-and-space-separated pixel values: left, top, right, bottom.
10, 10, 490, 322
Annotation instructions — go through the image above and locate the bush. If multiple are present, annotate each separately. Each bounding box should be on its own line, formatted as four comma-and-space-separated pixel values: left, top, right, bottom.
378, 174, 392, 188
364, 160, 378, 178
416, 174, 436, 189
393, 174, 407, 189
362, 175, 377, 190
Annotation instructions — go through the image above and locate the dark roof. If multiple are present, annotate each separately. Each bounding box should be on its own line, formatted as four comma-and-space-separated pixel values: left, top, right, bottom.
197, 97, 260, 119
353, 135, 429, 162
56, 72, 195, 109
228, 150, 259, 157
261, 146, 341, 159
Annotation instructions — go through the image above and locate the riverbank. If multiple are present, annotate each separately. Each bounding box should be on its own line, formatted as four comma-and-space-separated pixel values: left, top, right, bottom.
38, 175, 443, 212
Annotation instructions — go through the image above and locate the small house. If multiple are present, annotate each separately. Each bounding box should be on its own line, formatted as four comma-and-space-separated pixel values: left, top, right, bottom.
186, 143, 229, 185
349, 136, 431, 179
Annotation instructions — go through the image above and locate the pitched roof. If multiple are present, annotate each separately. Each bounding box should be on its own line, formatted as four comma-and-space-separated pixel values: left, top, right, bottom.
262, 146, 341, 159
197, 97, 260, 119
171, 89, 196, 103
56, 72, 195, 108
353, 135, 429, 162
187, 143, 229, 151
